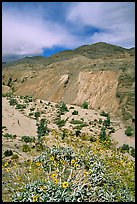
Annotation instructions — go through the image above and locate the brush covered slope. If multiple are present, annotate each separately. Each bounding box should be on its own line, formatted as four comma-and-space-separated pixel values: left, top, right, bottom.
2, 42, 135, 201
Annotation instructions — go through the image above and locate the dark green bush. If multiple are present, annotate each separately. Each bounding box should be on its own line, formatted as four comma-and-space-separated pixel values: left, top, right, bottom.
103, 116, 110, 127
21, 136, 35, 143
3, 133, 16, 139
11, 154, 19, 160
34, 111, 41, 119
36, 143, 44, 151
81, 101, 88, 109
4, 150, 13, 157
72, 110, 78, 115
9, 98, 18, 106
121, 144, 130, 152
100, 111, 109, 117
55, 119, 66, 128
98, 118, 102, 124
100, 126, 106, 141
125, 126, 133, 136
22, 144, 31, 152
130, 147, 135, 157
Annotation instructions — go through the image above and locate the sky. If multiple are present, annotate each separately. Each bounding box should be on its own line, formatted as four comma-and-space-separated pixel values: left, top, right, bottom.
2, 2, 135, 62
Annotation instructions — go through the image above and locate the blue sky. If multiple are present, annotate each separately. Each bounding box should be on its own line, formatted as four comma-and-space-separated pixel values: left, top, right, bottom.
2, 2, 135, 61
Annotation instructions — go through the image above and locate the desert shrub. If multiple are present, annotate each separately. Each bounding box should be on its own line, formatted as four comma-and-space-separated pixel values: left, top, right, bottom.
35, 111, 41, 119
35, 143, 44, 151
11, 146, 135, 202
4, 150, 13, 157
30, 107, 35, 111
72, 110, 78, 115
57, 101, 69, 114
125, 126, 133, 136
81, 101, 88, 109
16, 103, 26, 110
121, 144, 130, 153
70, 120, 85, 125
100, 126, 106, 141
103, 116, 110, 127
21, 136, 35, 143
55, 119, 66, 128
29, 112, 33, 116
130, 147, 135, 157
3, 133, 17, 139
69, 106, 74, 109
37, 119, 49, 142
75, 130, 81, 137
100, 111, 109, 117
80, 133, 89, 141
98, 118, 102, 124
11, 154, 19, 160
9, 98, 18, 106
22, 144, 31, 152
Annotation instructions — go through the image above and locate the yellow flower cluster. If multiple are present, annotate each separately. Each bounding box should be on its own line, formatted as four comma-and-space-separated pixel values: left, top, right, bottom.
62, 182, 68, 188
36, 162, 41, 167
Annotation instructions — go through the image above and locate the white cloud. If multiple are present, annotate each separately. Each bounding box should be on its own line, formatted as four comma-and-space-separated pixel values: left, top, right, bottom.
2, 5, 79, 59
2, 2, 135, 61
67, 2, 135, 48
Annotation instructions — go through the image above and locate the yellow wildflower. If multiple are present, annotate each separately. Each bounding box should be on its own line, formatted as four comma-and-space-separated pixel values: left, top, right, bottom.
4, 162, 9, 167
33, 195, 38, 202
6, 167, 11, 172
51, 173, 57, 179
13, 163, 17, 168
71, 159, 75, 165
120, 160, 124, 165
39, 185, 46, 192
17, 176, 21, 181
74, 163, 79, 168
50, 156, 55, 161
36, 162, 41, 167
62, 182, 68, 188
83, 171, 88, 176
53, 179, 58, 184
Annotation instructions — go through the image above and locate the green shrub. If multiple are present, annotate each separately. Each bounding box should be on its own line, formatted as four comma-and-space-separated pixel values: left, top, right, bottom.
121, 144, 130, 153
11, 154, 19, 160
98, 118, 102, 124
30, 107, 35, 111
103, 116, 110, 127
37, 119, 49, 135
69, 106, 74, 109
4, 150, 13, 157
130, 147, 135, 157
100, 126, 106, 141
100, 111, 109, 117
35, 143, 44, 151
70, 120, 84, 125
72, 110, 78, 115
21, 136, 35, 143
81, 101, 88, 109
55, 119, 66, 128
125, 126, 133, 136
57, 101, 69, 114
9, 98, 18, 106
29, 112, 33, 116
22, 144, 31, 152
3, 133, 16, 139
34, 111, 41, 119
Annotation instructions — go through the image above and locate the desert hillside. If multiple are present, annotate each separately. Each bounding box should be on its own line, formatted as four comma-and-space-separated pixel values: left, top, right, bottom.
2, 42, 135, 202
2, 43, 135, 128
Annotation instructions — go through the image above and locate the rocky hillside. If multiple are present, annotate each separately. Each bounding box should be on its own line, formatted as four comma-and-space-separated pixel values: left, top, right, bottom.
2, 42, 135, 128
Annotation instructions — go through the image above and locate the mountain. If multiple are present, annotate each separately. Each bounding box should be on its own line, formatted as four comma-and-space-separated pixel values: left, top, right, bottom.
2, 42, 135, 128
